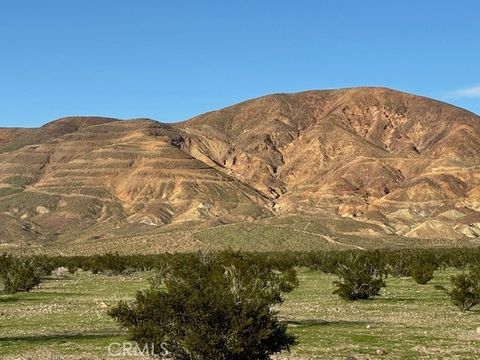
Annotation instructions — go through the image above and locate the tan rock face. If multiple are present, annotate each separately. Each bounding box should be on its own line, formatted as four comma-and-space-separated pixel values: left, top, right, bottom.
0, 88, 479, 245
35, 206, 50, 215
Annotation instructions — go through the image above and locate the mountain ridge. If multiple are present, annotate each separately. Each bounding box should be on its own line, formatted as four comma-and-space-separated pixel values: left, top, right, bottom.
0, 87, 479, 251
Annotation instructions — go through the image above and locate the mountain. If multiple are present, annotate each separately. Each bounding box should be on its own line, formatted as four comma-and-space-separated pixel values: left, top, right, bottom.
0, 88, 479, 252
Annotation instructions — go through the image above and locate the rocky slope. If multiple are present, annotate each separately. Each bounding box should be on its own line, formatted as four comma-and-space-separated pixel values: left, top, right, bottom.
0, 87, 479, 247
177, 87, 480, 240
0, 118, 269, 244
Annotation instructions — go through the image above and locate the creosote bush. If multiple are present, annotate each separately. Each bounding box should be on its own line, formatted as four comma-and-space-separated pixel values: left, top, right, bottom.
16, 246, 480, 276
385, 256, 411, 278
333, 253, 386, 301
89, 252, 130, 275
109, 252, 298, 360
436, 266, 480, 311
409, 261, 436, 285
0, 254, 43, 293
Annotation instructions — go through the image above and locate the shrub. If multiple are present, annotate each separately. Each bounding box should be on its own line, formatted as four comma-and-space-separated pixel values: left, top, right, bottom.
0, 255, 43, 293
89, 252, 129, 275
384, 250, 412, 277
21, 247, 480, 277
436, 269, 480, 311
409, 261, 436, 285
109, 252, 297, 359
386, 258, 411, 278
333, 254, 386, 300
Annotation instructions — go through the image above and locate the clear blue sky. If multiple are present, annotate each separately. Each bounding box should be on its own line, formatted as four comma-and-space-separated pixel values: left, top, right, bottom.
1, 0, 479, 127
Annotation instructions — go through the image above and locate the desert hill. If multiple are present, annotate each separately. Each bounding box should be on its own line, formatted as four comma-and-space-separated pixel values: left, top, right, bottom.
0, 87, 479, 252
177, 88, 480, 238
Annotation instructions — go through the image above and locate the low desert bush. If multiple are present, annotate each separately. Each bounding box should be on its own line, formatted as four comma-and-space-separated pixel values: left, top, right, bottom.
332, 253, 386, 301
0, 254, 43, 293
109, 252, 297, 359
89, 252, 130, 275
436, 267, 480, 311
409, 261, 436, 285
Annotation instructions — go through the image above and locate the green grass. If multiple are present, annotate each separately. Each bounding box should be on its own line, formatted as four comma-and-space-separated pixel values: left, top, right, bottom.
0, 187, 23, 197
0, 191, 60, 212
280, 269, 480, 359
192, 216, 470, 253
3, 176, 34, 188
194, 222, 335, 251
0, 269, 479, 359
0, 272, 147, 359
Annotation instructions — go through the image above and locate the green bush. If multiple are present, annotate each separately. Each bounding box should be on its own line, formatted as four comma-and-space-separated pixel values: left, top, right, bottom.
109, 252, 297, 359
0, 255, 43, 293
23, 247, 480, 277
409, 261, 436, 285
89, 252, 130, 275
333, 254, 386, 301
436, 268, 480, 311
384, 250, 413, 277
